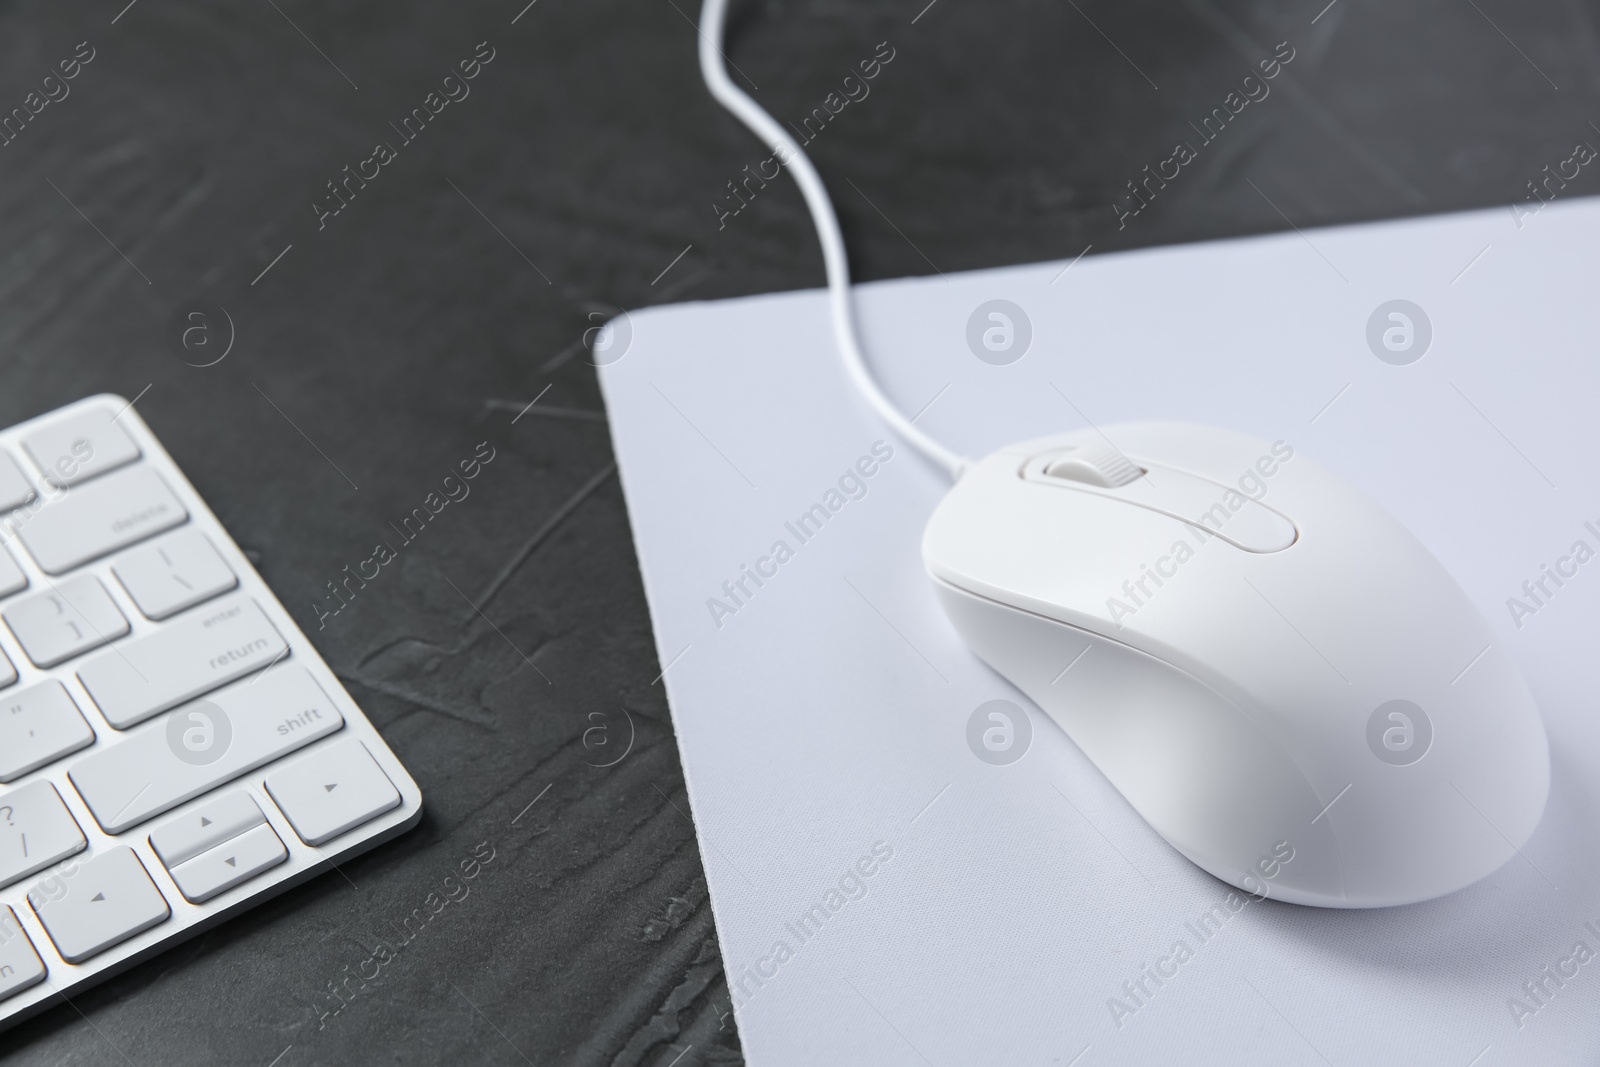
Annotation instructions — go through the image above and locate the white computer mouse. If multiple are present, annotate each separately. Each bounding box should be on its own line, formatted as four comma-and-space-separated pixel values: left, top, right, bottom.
924, 421, 1550, 908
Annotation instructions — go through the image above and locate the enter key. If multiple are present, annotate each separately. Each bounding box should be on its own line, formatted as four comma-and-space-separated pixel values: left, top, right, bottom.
77, 595, 288, 729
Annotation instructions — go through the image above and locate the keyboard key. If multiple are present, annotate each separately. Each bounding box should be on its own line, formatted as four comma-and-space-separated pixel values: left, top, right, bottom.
0, 907, 46, 1003
78, 596, 287, 729
0, 681, 94, 782
0, 782, 87, 890
69, 666, 343, 834
167, 823, 287, 904
0, 545, 26, 599
27, 847, 169, 964
0, 398, 422, 1032
22, 408, 140, 488
113, 529, 237, 621
3, 576, 129, 669
149, 791, 264, 868
0, 454, 34, 513
266, 739, 400, 847
14, 465, 187, 575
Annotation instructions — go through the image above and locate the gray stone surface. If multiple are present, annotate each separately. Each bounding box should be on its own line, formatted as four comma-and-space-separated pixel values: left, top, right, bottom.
0, 0, 1592, 1062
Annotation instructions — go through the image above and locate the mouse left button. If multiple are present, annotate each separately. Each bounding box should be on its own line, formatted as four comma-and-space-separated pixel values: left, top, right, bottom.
1030, 455, 1297, 553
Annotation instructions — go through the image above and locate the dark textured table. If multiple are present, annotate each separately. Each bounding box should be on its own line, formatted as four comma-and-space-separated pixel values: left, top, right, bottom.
0, 1, 1593, 1063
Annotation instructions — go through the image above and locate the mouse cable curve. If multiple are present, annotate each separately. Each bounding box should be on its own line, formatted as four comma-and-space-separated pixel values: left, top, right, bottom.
698, 0, 970, 481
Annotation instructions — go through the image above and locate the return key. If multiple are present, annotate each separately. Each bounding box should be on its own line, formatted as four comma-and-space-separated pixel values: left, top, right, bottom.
78, 596, 288, 729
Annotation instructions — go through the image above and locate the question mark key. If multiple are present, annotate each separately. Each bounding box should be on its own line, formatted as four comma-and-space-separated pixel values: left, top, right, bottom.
0, 782, 86, 890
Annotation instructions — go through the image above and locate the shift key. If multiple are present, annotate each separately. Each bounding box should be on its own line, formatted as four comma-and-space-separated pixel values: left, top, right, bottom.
79, 596, 288, 729
69, 665, 343, 834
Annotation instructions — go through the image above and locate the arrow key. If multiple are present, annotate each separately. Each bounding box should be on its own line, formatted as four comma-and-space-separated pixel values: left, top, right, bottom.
27, 847, 169, 963
148, 791, 265, 869
168, 823, 286, 904
265, 739, 399, 847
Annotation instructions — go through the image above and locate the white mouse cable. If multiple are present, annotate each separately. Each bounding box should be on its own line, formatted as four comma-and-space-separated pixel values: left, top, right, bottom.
698, 0, 969, 480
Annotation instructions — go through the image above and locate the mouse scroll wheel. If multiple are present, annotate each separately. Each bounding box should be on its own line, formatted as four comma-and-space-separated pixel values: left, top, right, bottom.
1043, 446, 1144, 488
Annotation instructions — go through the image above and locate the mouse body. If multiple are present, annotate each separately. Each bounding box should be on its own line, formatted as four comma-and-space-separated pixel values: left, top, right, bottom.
924, 422, 1549, 908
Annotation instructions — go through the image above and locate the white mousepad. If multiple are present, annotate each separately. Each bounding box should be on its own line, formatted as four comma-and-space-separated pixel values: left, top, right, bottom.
600, 197, 1600, 1066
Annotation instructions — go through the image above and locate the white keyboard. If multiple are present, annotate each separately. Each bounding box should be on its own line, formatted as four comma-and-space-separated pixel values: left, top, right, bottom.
0, 395, 422, 1031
